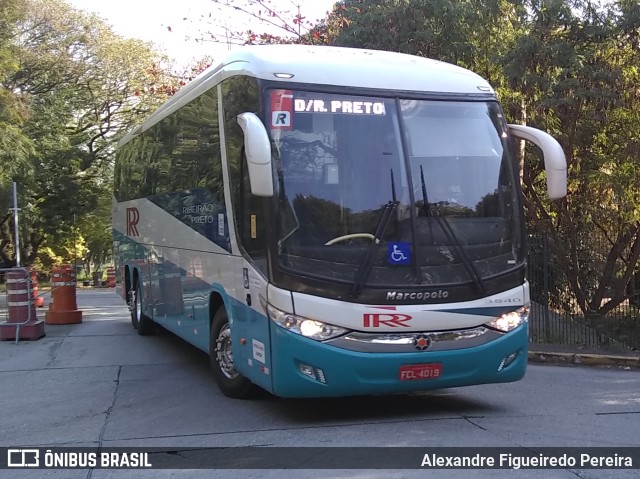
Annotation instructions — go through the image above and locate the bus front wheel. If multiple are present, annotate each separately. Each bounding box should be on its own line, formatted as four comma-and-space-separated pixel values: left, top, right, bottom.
210, 307, 255, 399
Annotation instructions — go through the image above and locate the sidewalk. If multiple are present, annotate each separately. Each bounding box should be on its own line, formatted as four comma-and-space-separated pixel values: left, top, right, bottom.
528, 342, 640, 369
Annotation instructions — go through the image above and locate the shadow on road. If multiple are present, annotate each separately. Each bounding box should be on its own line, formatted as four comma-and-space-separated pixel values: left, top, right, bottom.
154, 326, 499, 424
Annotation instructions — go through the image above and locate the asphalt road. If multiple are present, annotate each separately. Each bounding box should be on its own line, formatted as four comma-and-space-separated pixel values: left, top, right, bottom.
1, 290, 639, 479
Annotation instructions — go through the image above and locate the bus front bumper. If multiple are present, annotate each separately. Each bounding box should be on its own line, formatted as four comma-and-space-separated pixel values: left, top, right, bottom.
269, 322, 527, 398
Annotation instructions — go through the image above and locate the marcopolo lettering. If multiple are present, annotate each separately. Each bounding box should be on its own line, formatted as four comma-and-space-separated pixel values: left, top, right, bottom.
386, 290, 449, 300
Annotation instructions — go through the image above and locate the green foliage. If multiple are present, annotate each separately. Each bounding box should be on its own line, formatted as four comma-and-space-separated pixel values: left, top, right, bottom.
0, 0, 178, 270
503, 0, 640, 315
0, 0, 34, 216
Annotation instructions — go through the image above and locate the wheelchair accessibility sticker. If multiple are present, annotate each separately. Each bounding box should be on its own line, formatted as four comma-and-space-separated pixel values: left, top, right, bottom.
387, 242, 410, 265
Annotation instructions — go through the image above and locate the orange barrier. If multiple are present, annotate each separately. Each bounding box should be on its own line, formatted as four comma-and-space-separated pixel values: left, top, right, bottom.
31, 268, 44, 307
0, 268, 46, 341
106, 267, 116, 288
45, 265, 82, 324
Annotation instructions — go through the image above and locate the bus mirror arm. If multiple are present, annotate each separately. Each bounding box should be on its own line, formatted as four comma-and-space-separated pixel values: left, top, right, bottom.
508, 124, 567, 200
237, 112, 274, 197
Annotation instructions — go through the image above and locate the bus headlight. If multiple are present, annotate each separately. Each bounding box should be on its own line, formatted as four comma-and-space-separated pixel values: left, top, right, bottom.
267, 304, 348, 341
485, 304, 529, 333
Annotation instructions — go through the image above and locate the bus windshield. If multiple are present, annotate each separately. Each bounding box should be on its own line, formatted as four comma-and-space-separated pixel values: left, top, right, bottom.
269, 89, 523, 289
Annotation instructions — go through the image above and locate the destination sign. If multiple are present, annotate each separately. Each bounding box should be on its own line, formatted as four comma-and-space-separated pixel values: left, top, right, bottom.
293, 98, 386, 115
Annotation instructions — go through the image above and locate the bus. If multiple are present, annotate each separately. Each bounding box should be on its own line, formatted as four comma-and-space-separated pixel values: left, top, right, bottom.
113, 45, 566, 399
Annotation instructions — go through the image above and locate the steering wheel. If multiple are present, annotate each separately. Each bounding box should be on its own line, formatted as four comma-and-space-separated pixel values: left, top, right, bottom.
324, 233, 375, 245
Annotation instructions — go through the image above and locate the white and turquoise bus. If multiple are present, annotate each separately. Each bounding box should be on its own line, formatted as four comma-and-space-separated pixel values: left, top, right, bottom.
113, 45, 566, 398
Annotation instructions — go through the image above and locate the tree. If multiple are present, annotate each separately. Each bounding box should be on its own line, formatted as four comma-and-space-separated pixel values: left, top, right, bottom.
504, 0, 640, 315
177, 0, 336, 47
78, 182, 113, 276
0, 0, 35, 238
0, 0, 179, 268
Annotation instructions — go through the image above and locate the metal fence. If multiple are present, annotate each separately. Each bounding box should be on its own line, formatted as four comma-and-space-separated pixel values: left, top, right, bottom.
527, 233, 640, 352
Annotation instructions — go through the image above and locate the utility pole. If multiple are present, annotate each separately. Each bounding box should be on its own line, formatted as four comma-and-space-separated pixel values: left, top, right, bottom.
10, 181, 21, 267
73, 213, 76, 271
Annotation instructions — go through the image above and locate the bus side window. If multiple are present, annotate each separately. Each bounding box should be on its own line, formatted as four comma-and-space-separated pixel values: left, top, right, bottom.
221, 75, 267, 275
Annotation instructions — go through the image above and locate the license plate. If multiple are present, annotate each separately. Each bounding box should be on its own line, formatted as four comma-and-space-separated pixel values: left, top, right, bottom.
399, 363, 442, 381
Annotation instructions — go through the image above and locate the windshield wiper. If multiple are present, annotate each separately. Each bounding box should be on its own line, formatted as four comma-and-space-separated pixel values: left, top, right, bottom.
349, 200, 399, 298
419, 166, 485, 293
350, 169, 400, 298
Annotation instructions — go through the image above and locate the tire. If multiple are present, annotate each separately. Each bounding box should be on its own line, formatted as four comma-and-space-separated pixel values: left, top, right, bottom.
210, 307, 256, 399
132, 278, 155, 336
129, 280, 139, 330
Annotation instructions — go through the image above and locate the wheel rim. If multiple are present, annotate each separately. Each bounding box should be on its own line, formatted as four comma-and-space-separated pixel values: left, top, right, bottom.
216, 323, 239, 379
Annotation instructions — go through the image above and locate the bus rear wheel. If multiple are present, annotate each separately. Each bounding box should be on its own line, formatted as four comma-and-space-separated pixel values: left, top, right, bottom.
210, 307, 256, 399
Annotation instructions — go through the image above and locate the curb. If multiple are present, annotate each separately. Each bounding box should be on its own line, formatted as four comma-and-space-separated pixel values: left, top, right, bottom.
529, 351, 640, 369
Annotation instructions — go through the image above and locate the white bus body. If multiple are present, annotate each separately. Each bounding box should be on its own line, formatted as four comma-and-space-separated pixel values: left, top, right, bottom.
113, 45, 566, 398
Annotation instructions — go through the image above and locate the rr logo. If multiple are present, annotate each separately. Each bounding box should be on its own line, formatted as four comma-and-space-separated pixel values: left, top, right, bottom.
126, 207, 140, 237
363, 313, 412, 328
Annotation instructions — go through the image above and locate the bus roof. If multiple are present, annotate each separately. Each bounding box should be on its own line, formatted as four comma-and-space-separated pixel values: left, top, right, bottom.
220, 44, 492, 93
119, 45, 495, 147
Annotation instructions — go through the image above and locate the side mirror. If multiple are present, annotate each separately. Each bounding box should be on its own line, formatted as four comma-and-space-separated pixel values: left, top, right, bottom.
237, 112, 274, 197
508, 124, 567, 199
